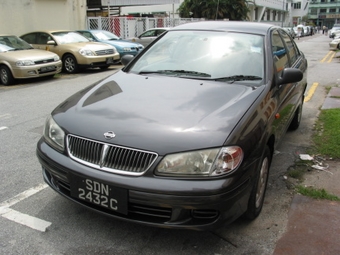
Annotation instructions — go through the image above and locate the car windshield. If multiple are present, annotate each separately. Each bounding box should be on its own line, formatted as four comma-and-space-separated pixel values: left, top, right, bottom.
52, 32, 89, 44
128, 30, 264, 82
92, 30, 120, 40
0, 36, 33, 52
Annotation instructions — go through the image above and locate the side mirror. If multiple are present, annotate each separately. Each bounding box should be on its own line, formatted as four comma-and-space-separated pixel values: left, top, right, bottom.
47, 40, 56, 46
278, 68, 303, 85
121, 55, 134, 66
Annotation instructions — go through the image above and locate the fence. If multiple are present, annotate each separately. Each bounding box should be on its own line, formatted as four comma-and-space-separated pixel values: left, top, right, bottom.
87, 17, 204, 39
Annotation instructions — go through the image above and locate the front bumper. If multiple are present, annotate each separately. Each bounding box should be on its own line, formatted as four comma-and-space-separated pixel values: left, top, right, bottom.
76, 52, 120, 66
12, 60, 62, 79
36, 138, 254, 231
329, 42, 339, 50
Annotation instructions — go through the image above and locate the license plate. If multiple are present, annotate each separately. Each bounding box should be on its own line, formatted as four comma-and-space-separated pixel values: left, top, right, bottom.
106, 57, 114, 64
70, 175, 128, 215
40, 65, 56, 72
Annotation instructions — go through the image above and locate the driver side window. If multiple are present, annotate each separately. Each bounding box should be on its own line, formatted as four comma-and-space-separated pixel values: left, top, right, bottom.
271, 30, 289, 77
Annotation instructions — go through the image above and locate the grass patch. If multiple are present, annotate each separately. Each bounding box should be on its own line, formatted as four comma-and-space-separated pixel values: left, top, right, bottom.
287, 98, 340, 201
287, 163, 310, 181
54, 73, 63, 78
312, 108, 340, 159
296, 185, 340, 201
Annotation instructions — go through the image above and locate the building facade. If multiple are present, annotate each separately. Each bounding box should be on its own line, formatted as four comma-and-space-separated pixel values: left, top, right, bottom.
120, 0, 310, 27
0, 0, 87, 36
308, 0, 340, 28
0, 0, 320, 38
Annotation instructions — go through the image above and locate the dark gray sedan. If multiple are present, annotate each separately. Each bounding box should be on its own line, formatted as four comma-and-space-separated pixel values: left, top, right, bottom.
36, 21, 307, 231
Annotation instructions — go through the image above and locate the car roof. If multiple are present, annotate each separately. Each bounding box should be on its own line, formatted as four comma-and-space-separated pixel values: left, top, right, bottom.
22, 30, 75, 35
170, 21, 277, 35
146, 27, 170, 30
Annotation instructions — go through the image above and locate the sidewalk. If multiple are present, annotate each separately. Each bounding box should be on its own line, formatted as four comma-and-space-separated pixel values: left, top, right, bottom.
272, 87, 340, 255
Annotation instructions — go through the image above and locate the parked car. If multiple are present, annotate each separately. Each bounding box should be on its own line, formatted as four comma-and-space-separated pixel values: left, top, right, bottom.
20, 30, 120, 74
293, 26, 304, 37
125, 27, 170, 47
329, 37, 340, 50
76, 30, 144, 59
329, 26, 340, 38
0, 35, 62, 85
302, 26, 310, 36
36, 21, 307, 230
282, 27, 296, 39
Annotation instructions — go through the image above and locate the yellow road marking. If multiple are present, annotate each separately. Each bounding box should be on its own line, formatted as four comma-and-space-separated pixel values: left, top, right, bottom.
320, 51, 335, 63
304, 82, 319, 102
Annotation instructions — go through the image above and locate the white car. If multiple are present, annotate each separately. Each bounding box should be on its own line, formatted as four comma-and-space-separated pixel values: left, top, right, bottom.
329, 37, 340, 50
125, 28, 170, 47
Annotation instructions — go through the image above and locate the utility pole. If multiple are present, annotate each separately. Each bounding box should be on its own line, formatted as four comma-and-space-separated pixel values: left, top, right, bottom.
215, 0, 220, 20
107, 0, 111, 32
281, 0, 285, 27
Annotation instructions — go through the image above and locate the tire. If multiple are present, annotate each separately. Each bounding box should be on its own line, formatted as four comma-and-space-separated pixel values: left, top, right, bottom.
243, 146, 271, 220
0, 65, 15, 85
63, 54, 79, 74
289, 99, 303, 130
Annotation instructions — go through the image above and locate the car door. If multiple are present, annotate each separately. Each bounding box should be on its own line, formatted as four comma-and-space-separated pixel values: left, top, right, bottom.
271, 29, 306, 143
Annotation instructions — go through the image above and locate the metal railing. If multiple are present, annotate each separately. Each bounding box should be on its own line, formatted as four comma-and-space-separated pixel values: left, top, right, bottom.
87, 16, 204, 39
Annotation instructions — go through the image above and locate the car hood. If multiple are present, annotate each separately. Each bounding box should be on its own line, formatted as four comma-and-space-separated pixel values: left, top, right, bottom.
59, 42, 114, 50
52, 71, 264, 155
1, 49, 57, 60
100, 39, 141, 48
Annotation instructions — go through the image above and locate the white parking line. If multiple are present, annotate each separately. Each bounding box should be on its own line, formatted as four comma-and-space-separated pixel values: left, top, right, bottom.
0, 183, 52, 232
0, 126, 8, 131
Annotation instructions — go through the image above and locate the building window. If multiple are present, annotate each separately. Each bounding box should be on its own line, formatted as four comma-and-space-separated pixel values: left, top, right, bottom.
310, 8, 318, 14
329, 8, 336, 13
320, 8, 327, 13
293, 2, 301, 9
320, 0, 326, 2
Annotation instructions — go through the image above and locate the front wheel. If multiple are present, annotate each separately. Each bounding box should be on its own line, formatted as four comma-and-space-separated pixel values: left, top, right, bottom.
243, 146, 271, 220
0, 65, 15, 85
63, 54, 79, 74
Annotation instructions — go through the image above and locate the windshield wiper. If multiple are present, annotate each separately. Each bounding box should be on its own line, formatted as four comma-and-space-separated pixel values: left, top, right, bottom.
139, 70, 211, 77
214, 75, 262, 83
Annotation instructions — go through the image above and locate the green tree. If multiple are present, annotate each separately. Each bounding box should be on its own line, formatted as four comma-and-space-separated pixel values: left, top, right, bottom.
178, 0, 249, 21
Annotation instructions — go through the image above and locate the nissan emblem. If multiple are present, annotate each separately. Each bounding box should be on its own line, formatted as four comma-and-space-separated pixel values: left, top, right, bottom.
104, 131, 116, 139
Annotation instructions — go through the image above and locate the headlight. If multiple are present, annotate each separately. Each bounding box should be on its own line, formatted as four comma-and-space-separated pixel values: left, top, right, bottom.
122, 47, 132, 52
156, 146, 243, 177
43, 115, 65, 151
79, 48, 95, 56
16, 60, 35, 66
53, 55, 60, 61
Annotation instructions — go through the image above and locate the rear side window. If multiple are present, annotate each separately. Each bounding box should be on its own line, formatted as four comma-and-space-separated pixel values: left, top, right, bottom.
21, 33, 36, 44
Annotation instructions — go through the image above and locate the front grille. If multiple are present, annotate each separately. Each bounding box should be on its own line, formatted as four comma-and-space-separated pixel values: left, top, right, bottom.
67, 134, 158, 176
95, 49, 115, 55
34, 58, 55, 64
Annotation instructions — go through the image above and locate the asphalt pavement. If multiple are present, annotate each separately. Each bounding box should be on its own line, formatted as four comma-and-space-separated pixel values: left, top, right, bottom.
272, 87, 340, 255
